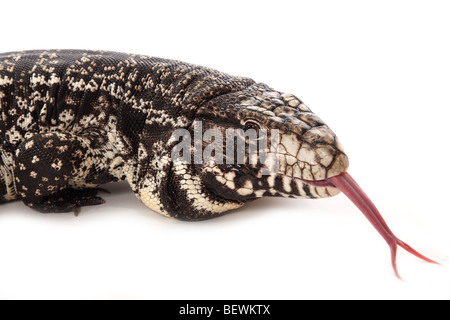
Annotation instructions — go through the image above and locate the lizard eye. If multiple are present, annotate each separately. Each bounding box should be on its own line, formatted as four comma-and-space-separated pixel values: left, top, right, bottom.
244, 121, 260, 133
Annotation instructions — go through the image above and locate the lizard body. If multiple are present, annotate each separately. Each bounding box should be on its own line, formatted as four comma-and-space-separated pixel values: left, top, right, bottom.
0, 50, 437, 276
0, 49, 348, 220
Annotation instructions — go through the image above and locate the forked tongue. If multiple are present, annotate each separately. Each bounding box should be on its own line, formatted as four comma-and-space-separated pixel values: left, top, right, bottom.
328, 172, 437, 278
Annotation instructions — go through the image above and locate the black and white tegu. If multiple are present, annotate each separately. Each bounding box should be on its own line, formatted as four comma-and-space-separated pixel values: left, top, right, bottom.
0, 50, 436, 277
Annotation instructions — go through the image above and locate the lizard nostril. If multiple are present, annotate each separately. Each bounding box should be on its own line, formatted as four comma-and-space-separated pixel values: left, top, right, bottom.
326, 153, 350, 178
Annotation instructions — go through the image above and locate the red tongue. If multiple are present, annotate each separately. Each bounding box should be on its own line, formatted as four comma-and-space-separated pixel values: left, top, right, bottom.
328, 172, 437, 277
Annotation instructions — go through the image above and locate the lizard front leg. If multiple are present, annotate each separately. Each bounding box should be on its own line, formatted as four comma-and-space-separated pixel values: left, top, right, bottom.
13, 132, 105, 214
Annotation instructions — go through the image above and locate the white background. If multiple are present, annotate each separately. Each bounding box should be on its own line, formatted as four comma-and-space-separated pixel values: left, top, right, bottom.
0, 0, 449, 300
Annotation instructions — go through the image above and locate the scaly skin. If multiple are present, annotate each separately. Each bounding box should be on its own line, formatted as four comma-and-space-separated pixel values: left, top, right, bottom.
0, 49, 348, 220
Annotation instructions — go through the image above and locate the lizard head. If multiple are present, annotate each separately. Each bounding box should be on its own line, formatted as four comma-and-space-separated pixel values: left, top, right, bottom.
165, 83, 349, 219
146, 83, 436, 276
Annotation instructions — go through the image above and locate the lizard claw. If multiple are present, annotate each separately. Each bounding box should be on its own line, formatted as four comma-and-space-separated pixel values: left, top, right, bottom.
28, 188, 107, 214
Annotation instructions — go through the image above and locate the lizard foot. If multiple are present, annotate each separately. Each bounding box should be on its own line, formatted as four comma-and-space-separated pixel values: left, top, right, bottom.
30, 188, 107, 215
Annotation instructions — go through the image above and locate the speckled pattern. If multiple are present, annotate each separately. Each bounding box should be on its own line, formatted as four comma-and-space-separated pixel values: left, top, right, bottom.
0, 50, 348, 220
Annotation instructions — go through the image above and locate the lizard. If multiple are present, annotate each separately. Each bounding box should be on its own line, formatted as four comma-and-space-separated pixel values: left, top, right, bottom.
0, 49, 436, 276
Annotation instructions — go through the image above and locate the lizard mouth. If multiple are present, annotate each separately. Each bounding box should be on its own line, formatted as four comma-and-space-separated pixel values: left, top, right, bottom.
301, 172, 437, 277
298, 176, 336, 188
